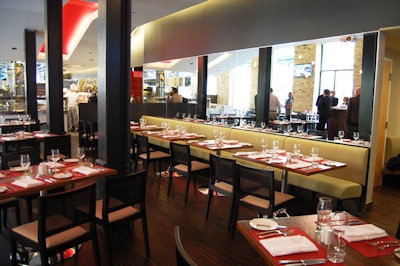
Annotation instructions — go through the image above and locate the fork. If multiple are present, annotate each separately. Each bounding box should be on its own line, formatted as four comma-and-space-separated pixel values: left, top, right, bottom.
377, 243, 400, 250
258, 229, 293, 239
369, 240, 399, 246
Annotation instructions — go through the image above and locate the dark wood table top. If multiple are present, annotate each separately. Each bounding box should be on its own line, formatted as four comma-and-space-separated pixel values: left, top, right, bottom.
0, 162, 117, 200
237, 215, 399, 265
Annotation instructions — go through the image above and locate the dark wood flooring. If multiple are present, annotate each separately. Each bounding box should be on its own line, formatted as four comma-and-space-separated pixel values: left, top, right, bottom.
0, 134, 399, 265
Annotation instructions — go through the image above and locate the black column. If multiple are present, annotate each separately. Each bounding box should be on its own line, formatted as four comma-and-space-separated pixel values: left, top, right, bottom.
98, 0, 131, 174
256, 47, 272, 123
24, 29, 38, 121
45, 0, 64, 134
359, 33, 377, 140
197, 56, 208, 119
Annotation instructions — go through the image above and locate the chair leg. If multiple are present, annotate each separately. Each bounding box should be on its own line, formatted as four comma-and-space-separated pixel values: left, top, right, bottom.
91, 223, 101, 266
141, 208, 150, 257
205, 188, 213, 219
26, 198, 33, 222
184, 174, 191, 203
167, 170, 173, 196
15, 202, 21, 226
230, 200, 240, 239
10, 239, 18, 266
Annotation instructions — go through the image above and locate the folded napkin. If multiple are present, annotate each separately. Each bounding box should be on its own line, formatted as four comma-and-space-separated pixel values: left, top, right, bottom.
42, 162, 65, 169
0, 173, 5, 178
222, 140, 239, 145
248, 153, 272, 159
342, 224, 388, 242
285, 161, 313, 169
303, 156, 323, 162
34, 133, 47, 138
1, 137, 17, 141
260, 235, 318, 256
234, 151, 258, 156
239, 142, 252, 146
12, 178, 44, 188
72, 166, 101, 175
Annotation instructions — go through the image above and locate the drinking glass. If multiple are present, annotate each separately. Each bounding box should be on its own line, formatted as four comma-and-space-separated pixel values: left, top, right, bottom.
77, 147, 86, 163
260, 121, 266, 129
353, 132, 359, 141
251, 121, 256, 128
182, 113, 186, 119
26, 114, 31, 121
297, 125, 302, 134
51, 149, 60, 163
293, 143, 301, 163
261, 138, 268, 153
272, 140, 279, 159
338, 130, 345, 140
311, 146, 319, 168
328, 211, 348, 263
287, 124, 292, 133
316, 197, 332, 230
234, 119, 239, 127
20, 154, 31, 171
219, 131, 225, 141
193, 114, 198, 120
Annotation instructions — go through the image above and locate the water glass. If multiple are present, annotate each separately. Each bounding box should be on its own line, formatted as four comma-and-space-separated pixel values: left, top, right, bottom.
296, 125, 302, 134
77, 147, 86, 162
338, 130, 345, 140
311, 146, 319, 168
251, 121, 256, 128
20, 154, 31, 171
293, 143, 301, 163
316, 197, 332, 230
353, 132, 359, 141
272, 140, 279, 159
327, 237, 346, 263
261, 138, 268, 153
260, 121, 266, 129
51, 149, 60, 163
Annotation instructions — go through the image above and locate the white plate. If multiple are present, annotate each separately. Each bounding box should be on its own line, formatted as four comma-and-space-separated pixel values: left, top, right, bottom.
53, 172, 73, 179
10, 166, 27, 172
249, 218, 279, 231
0, 186, 6, 193
64, 158, 79, 163
395, 248, 400, 259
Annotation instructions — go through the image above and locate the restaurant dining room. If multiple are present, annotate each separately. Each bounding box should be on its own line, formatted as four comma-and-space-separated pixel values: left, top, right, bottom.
1, 0, 400, 265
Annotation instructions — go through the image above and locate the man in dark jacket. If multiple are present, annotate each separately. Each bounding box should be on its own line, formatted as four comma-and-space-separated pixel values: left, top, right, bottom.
347, 87, 361, 138
316, 89, 332, 131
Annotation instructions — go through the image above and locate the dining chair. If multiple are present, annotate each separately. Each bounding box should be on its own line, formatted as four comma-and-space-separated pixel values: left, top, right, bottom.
78, 120, 88, 147
0, 198, 21, 229
85, 121, 98, 157
134, 134, 170, 175
396, 220, 400, 239
205, 154, 239, 233
10, 183, 100, 266
230, 163, 295, 237
42, 134, 71, 160
167, 142, 209, 203
174, 225, 198, 266
95, 170, 149, 265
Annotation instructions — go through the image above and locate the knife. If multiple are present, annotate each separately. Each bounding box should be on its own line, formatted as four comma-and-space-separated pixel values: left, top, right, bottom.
279, 259, 327, 265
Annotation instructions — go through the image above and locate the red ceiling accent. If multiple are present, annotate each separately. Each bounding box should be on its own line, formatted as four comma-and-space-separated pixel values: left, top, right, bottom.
39, 0, 98, 59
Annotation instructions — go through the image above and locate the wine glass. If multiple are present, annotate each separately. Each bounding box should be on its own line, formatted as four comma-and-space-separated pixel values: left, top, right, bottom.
20, 154, 31, 177
213, 129, 219, 141
272, 140, 279, 158
51, 149, 60, 163
353, 132, 360, 141
330, 211, 349, 239
338, 130, 345, 140
311, 146, 319, 168
219, 131, 225, 141
261, 138, 268, 153
251, 121, 256, 128
297, 125, 302, 134
293, 143, 301, 162
77, 147, 86, 163
260, 121, 266, 129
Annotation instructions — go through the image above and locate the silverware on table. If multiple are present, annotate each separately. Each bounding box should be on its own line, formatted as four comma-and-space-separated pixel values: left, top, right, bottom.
368, 240, 399, 246
378, 243, 400, 250
279, 258, 327, 265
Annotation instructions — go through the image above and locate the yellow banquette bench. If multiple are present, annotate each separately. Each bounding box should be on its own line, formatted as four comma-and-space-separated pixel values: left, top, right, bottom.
141, 116, 369, 207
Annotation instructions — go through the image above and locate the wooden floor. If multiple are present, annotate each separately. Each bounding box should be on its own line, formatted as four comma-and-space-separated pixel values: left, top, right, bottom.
0, 134, 399, 265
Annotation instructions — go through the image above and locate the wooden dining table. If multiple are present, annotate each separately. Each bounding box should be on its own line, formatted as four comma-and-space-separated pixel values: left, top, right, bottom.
237, 215, 400, 265
234, 151, 346, 193
0, 162, 117, 200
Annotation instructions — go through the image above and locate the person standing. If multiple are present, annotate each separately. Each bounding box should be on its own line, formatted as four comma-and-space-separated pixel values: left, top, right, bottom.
167, 86, 183, 103
66, 83, 79, 131
317, 89, 332, 131
347, 87, 361, 138
285, 92, 294, 120
331, 90, 338, 106
269, 88, 281, 121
